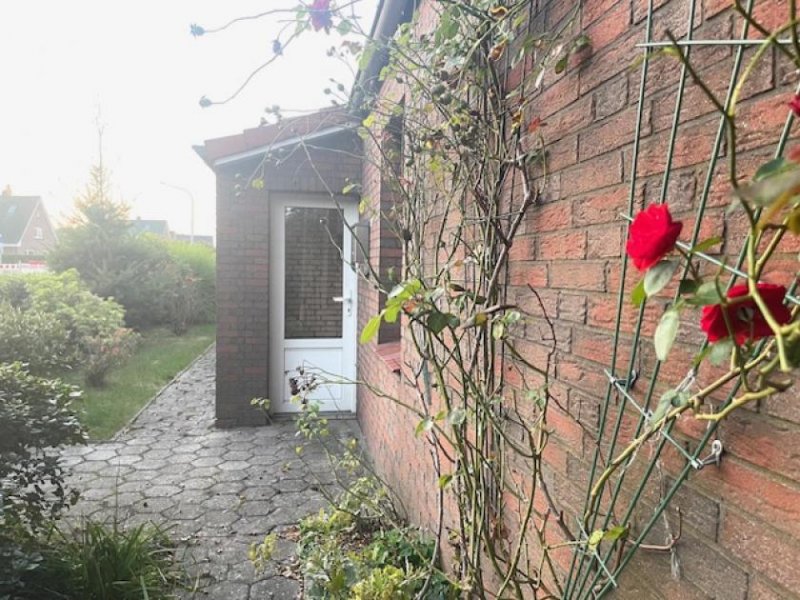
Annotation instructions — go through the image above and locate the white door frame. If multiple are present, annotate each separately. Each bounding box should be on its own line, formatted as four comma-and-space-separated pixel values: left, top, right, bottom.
269, 193, 358, 414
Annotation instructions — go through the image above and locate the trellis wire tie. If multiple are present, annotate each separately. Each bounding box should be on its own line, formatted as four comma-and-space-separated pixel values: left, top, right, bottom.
575, 518, 619, 589
620, 214, 800, 306
605, 370, 700, 466
606, 369, 638, 389
695, 439, 724, 469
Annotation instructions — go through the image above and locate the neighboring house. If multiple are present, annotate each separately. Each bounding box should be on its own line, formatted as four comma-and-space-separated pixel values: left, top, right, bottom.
200, 0, 800, 596
126, 218, 215, 247
0, 192, 57, 260
172, 233, 214, 247
126, 218, 171, 238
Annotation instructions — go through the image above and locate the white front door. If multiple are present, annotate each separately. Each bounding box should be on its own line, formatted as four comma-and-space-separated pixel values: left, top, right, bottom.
269, 193, 358, 413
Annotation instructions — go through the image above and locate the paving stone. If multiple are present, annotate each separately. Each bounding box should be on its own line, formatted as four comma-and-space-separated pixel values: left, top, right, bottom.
193, 581, 251, 599
191, 456, 223, 468
79, 486, 116, 501
164, 502, 207, 520
249, 576, 301, 599
145, 484, 182, 497
152, 472, 193, 486
60, 349, 361, 598
219, 461, 251, 472
238, 486, 278, 502
273, 478, 310, 493
113, 454, 143, 465
201, 494, 240, 511
223, 450, 254, 461
182, 477, 216, 490
210, 481, 245, 495
84, 448, 120, 461
136, 459, 169, 471
95, 464, 134, 479
195, 446, 224, 458
143, 448, 174, 460
173, 442, 203, 454
71, 460, 108, 474
171, 453, 196, 464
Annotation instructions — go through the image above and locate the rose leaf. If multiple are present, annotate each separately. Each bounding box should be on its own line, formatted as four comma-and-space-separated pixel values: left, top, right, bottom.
644, 260, 678, 297
631, 279, 646, 307
655, 308, 680, 361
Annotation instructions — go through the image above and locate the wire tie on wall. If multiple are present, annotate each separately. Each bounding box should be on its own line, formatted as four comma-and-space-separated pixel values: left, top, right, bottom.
695, 439, 724, 470
575, 518, 619, 589
606, 369, 638, 390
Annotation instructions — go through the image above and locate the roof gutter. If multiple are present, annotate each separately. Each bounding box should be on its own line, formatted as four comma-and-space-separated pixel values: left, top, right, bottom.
349, 0, 415, 114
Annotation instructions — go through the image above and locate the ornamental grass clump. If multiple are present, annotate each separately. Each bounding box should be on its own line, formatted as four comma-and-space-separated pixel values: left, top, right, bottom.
16, 518, 186, 600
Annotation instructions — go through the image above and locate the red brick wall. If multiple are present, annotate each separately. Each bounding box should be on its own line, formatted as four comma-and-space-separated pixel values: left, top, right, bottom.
214, 131, 361, 426
356, 0, 800, 597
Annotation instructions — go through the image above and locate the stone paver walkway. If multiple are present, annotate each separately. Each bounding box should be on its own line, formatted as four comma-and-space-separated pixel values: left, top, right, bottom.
62, 348, 360, 599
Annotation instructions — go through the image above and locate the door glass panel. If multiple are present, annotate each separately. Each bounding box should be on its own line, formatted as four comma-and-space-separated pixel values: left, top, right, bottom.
284, 207, 343, 339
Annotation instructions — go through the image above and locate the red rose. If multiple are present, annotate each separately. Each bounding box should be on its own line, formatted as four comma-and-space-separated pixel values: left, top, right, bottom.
789, 94, 800, 117
309, 0, 333, 31
626, 204, 683, 271
700, 283, 792, 345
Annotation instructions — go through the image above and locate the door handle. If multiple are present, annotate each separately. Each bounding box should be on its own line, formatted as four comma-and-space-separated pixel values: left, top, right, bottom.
332, 295, 352, 316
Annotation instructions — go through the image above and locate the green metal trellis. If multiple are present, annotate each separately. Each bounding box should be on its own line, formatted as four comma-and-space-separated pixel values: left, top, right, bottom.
562, 0, 800, 597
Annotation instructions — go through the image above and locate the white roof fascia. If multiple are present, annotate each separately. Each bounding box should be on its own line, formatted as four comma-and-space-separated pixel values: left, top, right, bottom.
213, 124, 354, 168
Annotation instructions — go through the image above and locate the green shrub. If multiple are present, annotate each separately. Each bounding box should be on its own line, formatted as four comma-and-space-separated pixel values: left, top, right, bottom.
150, 258, 197, 335
15, 518, 184, 600
0, 364, 85, 593
0, 363, 86, 528
296, 486, 457, 600
289, 405, 457, 599
49, 181, 216, 333
22, 270, 127, 344
51, 234, 216, 333
0, 304, 71, 374
352, 565, 409, 600
50, 233, 173, 330
301, 533, 363, 599
0, 271, 136, 384
163, 239, 216, 324
83, 328, 140, 387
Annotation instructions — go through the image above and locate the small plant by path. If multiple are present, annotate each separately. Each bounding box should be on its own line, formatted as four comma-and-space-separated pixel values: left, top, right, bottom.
264, 400, 458, 599
14, 517, 186, 600
67, 324, 215, 439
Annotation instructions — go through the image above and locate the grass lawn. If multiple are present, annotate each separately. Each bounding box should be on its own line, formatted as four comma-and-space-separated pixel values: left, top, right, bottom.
68, 324, 215, 440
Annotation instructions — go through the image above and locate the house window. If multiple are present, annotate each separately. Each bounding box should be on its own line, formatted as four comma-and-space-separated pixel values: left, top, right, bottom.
376, 112, 405, 344
34, 227, 43, 240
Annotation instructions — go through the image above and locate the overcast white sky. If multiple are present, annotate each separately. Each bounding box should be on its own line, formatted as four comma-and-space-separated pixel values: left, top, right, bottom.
0, 1, 377, 239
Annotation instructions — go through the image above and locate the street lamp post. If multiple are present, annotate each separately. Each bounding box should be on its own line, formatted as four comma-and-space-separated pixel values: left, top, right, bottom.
160, 181, 195, 243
